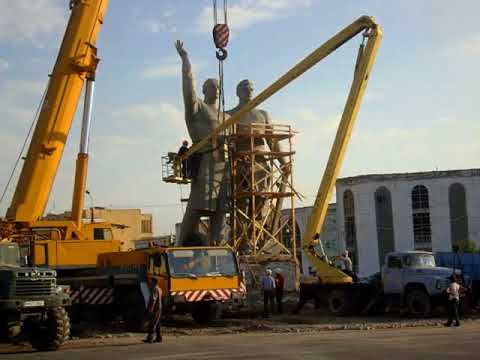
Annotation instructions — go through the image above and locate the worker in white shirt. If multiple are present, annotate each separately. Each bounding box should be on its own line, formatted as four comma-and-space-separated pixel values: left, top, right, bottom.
445, 274, 462, 327
338, 250, 357, 282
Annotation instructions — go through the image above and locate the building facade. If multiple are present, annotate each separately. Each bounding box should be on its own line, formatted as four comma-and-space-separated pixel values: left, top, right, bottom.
282, 204, 340, 275
45, 207, 154, 251
336, 169, 480, 277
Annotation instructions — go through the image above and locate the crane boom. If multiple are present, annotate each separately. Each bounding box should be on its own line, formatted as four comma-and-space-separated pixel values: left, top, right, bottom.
302, 17, 382, 284
6, 0, 108, 223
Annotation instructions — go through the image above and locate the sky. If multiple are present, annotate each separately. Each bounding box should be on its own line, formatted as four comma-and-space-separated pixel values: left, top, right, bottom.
0, 0, 479, 235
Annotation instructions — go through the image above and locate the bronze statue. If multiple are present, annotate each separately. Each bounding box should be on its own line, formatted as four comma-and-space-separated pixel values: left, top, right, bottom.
227, 80, 289, 252
175, 40, 228, 245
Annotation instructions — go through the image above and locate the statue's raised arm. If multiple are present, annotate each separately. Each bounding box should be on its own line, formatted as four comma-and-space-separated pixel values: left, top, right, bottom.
175, 40, 198, 117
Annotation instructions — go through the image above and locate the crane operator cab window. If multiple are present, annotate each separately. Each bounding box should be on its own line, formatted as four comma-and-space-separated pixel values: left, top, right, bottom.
167, 249, 238, 277
93, 228, 113, 241
387, 255, 402, 269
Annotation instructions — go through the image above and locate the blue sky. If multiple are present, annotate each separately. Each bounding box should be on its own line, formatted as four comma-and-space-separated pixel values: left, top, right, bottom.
0, 0, 479, 235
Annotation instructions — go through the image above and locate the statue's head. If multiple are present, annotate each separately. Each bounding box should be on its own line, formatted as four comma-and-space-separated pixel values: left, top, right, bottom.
202, 78, 219, 102
236, 79, 253, 102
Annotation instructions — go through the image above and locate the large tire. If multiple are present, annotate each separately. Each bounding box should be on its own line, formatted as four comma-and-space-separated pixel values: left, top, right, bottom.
327, 289, 354, 315
192, 303, 220, 325
26, 307, 70, 351
122, 291, 148, 332
406, 289, 431, 317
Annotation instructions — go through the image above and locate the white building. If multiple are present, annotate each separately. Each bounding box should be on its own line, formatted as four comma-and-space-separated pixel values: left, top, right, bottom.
283, 204, 340, 275
335, 169, 480, 277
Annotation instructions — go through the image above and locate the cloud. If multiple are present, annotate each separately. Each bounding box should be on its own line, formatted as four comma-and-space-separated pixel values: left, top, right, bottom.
275, 107, 480, 205
0, 58, 8, 72
457, 34, 480, 57
0, 78, 47, 214
141, 57, 203, 79
141, 57, 180, 79
111, 101, 184, 129
0, 0, 67, 43
195, 0, 311, 33
0, 80, 46, 127
139, 8, 177, 34
0, 80, 45, 100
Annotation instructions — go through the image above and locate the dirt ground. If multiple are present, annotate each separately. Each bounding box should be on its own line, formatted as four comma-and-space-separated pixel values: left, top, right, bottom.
2, 298, 479, 354
69, 299, 480, 340
4, 318, 480, 359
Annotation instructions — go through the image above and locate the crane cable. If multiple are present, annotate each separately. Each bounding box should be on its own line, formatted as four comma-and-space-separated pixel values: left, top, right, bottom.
0, 80, 50, 208
212, 0, 229, 129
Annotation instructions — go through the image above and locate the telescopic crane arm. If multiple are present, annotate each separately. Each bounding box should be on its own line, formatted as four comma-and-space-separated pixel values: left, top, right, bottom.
5, 0, 108, 227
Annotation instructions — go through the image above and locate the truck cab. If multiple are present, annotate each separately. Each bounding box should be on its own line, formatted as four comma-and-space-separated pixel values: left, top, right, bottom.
381, 251, 461, 316
0, 242, 70, 350
94, 246, 246, 329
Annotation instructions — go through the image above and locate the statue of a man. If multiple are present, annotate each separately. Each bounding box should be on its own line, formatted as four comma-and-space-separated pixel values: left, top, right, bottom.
227, 80, 289, 251
175, 40, 228, 245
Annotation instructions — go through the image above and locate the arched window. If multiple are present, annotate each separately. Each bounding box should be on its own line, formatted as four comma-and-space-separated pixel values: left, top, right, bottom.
375, 186, 395, 265
449, 183, 468, 251
411, 185, 432, 251
343, 190, 358, 269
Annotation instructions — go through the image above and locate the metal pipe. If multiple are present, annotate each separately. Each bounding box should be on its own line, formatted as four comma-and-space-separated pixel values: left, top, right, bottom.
80, 79, 95, 154
71, 78, 95, 228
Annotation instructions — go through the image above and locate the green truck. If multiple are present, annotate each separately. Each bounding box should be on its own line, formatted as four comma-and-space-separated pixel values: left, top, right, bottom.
0, 242, 70, 350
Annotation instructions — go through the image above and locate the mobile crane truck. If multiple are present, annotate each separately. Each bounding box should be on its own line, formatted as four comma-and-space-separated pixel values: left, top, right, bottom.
0, 0, 245, 329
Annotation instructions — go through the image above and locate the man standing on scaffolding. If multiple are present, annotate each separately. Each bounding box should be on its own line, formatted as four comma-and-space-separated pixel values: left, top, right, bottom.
175, 40, 229, 245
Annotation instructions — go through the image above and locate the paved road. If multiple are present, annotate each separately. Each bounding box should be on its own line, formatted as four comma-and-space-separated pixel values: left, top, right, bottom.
1, 323, 478, 360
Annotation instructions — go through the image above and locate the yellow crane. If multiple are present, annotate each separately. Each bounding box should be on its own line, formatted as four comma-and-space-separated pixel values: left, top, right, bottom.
0, 0, 119, 271
0, 1, 246, 328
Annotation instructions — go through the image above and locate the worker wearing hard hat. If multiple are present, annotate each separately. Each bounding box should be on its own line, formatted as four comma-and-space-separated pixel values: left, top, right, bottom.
262, 268, 276, 318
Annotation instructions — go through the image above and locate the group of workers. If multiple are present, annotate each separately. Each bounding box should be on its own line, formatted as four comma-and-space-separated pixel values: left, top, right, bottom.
261, 268, 285, 318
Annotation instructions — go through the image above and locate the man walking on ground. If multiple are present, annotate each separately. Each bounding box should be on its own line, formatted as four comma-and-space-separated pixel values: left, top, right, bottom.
262, 268, 275, 318
144, 277, 163, 343
274, 268, 285, 314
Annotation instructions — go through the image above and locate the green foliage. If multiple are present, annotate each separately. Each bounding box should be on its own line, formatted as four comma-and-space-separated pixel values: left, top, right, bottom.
453, 240, 479, 254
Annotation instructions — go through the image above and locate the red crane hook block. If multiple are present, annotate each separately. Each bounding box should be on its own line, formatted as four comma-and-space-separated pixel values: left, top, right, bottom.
213, 23, 230, 50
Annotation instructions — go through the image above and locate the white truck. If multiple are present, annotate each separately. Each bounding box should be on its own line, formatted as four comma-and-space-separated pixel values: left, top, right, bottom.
381, 251, 467, 316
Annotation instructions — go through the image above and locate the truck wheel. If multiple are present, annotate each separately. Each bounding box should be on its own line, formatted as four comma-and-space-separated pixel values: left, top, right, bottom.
26, 307, 70, 351
406, 290, 431, 317
192, 303, 220, 324
327, 289, 353, 315
122, 291, 147, 332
